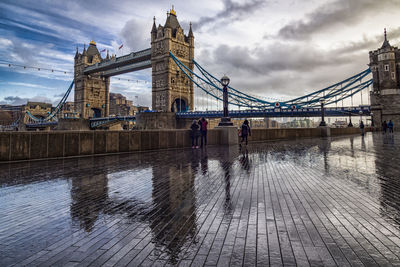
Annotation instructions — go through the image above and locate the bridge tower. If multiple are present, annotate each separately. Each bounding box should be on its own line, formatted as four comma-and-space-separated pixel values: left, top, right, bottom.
74, 41, 110, 119
369, 29, 400, 127
151, 7, 194, 112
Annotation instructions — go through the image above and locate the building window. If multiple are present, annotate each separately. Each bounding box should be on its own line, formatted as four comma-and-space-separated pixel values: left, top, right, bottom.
392, 72, 396, 80
384, 65, 389, 71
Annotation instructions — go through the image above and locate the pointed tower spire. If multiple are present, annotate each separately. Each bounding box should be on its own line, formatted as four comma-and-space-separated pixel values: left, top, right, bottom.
74, 46, 79, 59
152, 16, 157, 33
106, 50, 110, 60
381, 28, 391, 49
82, 43, 87, 55
189, 22, 194, 37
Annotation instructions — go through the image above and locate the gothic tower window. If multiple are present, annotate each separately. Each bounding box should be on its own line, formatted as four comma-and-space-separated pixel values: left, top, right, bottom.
384, 64, 389, 71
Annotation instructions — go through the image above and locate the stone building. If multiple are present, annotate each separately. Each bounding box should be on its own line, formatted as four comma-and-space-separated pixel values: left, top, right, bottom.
151, 7, 194, 112
109, 93, 134, 116
369, 29, 400, 127
109, 93, 149, 116
74, 41, 111, 119
22, 102, 52, 123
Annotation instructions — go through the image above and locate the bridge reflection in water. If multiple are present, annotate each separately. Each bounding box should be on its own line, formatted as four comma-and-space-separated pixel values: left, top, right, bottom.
1, 133, 400, 266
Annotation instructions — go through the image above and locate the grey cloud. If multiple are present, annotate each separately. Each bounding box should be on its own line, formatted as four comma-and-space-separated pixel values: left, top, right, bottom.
2, 95, 53, 105
120, 18, 151, 51
189, 0, 266, 31
274, 0, 398, 40
197, 39, 375, 98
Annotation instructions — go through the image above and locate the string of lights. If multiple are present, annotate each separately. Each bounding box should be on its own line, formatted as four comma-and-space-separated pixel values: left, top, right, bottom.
0, 60, 150, 84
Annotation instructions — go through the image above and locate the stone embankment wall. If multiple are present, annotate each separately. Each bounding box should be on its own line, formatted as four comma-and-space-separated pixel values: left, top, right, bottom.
0, 127, 365, 162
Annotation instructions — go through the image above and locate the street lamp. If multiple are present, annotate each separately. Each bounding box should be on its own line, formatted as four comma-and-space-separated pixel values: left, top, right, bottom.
348, 107, 353, 127
218, 75, 233, 126
319, 98, 326, 127
370, 112, 374, 127
359, 110, 363, 125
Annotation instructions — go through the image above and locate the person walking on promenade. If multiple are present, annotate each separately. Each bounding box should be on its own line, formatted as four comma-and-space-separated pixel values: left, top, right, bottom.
359, 121, 365, 136
199, 117, 208, 148
240, 119, 251, 146
190, 120, 200, 148
382, 120, 388, 134
388, 120, 394, 133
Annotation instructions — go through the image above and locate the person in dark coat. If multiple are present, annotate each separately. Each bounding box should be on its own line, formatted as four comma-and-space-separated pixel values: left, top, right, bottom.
359, 121, 365, 136
240, 119, 251, 146
199, 117, 208, 148
382, 120, 388, 134
190, 120, 200, 148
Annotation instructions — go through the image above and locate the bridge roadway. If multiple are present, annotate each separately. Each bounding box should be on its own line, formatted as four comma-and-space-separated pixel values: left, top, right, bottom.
1, 133, 400, 266
176, 106, 371, 119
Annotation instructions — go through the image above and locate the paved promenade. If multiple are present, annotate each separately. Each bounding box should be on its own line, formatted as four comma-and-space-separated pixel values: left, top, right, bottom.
1, 132, 400, 266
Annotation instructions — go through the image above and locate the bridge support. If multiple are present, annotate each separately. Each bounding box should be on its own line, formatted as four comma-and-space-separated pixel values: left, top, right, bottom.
74, 42, 110, 119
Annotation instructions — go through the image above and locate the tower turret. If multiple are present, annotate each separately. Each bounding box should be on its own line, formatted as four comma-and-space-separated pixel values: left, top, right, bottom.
369, 29, 400, 127
151, 7, 194, 112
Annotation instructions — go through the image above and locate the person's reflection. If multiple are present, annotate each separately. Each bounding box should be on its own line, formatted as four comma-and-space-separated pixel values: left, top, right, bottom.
350, 136, 355, 158
200, 147, 208, 175
239, 147, 250, 173
70, 157, 108, 232
361, 135, 366, 151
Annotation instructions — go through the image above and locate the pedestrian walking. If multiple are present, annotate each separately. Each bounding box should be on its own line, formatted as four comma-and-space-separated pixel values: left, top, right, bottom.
382, 120, 388, 134
190, 120, 200, 148
388, 120, 394, 133
199, 117, 208, 148
240, 119, 251, 146
359, 121, 365, 136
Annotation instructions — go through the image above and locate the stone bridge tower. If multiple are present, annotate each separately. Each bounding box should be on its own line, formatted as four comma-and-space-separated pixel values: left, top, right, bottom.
151, 7, 194, 112
74, 41, 110, 119
369, 29, 400, 127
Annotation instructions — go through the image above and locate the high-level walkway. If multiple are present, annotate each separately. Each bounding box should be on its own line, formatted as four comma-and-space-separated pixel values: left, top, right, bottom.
1, 133, 400, 266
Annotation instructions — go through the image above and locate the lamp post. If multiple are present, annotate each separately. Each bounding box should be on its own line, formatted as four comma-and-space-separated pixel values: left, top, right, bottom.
319, 98, 326, 127
348, 107, 353, 127
218, 75, 233, 126
359, 110, 363, 125
370, 112, 374, 127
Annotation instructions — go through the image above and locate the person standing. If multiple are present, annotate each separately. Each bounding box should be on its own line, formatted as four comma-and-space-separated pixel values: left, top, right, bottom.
190, 120, 200, 148
240, 119, 251, 146
359, 121, 365, 136
382, 120, 388, 134
388, 120, 394, 133
199, 117, 208, 148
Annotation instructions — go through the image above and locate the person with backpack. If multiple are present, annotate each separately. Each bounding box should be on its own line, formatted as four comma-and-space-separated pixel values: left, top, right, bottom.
359, 121, 365, 136
388, 120, 394, 133
190, 120, 200, 148
199, 117, 208, 148
240, 120, 251, 146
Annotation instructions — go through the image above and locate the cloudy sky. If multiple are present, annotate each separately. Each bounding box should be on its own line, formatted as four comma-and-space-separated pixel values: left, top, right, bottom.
0, 0, 399, 108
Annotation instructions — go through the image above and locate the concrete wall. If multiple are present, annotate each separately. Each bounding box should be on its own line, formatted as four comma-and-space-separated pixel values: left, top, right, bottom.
0, 127, 366, 162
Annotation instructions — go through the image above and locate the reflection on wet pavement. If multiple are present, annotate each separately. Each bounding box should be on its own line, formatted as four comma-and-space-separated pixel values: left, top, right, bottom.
1, 132, 400, 266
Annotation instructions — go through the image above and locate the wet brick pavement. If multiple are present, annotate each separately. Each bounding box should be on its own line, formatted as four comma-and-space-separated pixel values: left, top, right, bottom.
1, 132, 400, 266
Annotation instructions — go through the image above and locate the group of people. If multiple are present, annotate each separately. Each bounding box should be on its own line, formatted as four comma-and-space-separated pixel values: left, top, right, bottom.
190, 117, 208, 148
382, 120, 394, 133
190, 118, 251, 148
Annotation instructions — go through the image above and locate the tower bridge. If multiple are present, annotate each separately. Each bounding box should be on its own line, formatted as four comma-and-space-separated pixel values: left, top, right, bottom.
11, 9, 400, 130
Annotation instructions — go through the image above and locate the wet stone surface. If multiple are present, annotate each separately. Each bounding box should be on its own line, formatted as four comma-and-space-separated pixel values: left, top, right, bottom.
1, 132, 400, 266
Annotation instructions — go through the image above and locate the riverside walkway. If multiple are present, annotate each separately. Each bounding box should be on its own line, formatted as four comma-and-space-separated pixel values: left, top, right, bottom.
1, 132, 400, 266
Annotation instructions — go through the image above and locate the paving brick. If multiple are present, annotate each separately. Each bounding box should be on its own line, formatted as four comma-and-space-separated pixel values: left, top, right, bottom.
1, 132, 400, 266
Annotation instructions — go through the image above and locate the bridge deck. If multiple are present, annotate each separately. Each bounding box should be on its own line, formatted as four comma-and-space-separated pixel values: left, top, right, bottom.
1, 133, 400, 266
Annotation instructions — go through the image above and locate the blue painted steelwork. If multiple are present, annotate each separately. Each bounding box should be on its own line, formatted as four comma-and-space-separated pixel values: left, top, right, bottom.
26, 81, 74, 122
90, 115, 136, 128
25, 121, 58, 128
177, 106, 370, 119
170, 51, 373, 109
